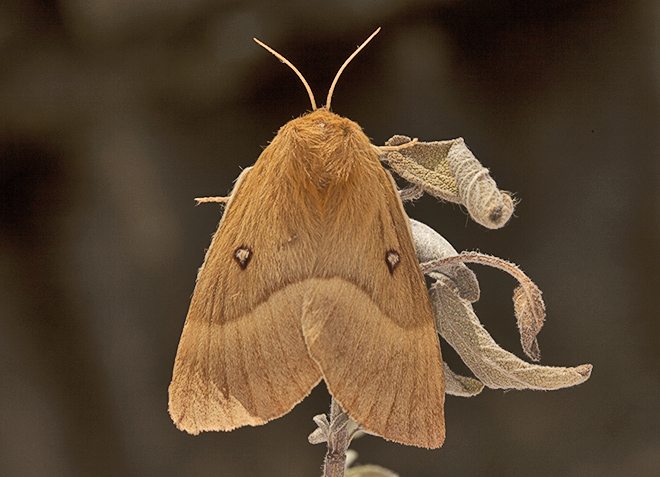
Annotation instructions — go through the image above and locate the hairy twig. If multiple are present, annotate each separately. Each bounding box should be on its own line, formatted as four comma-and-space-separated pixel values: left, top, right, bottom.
323, 399, 350, 477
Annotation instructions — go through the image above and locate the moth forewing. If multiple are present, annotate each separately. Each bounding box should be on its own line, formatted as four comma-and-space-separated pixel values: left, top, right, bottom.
169, 129, 325, 434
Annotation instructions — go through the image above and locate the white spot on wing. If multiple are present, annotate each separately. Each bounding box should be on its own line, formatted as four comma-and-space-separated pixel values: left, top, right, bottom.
386, 250, 400, 274
234, 247, 252, 269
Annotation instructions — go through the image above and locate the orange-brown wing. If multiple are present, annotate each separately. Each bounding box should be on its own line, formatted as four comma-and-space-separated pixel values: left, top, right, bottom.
301, 159, 446, 448
168, 155, 323, 434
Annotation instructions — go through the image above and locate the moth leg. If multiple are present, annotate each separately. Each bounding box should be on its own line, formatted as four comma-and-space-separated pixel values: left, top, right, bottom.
373, 137, 418, 152
194, 166, 254, 205
194, 196, 230, 204
409, 218, 480, 303
398, 184, 423, 202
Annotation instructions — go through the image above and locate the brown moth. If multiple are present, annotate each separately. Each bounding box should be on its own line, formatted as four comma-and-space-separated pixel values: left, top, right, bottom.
168, 29, 446, 448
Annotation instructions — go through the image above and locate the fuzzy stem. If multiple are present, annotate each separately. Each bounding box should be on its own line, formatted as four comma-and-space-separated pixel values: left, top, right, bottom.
323, 398, 349, 477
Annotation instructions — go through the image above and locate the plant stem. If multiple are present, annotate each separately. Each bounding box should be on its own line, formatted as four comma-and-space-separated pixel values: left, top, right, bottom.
323, 398, 349, 477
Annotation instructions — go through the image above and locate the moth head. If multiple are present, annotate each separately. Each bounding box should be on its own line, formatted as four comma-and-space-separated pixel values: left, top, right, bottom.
284, 109, 363, 141
272, 108, 375, 184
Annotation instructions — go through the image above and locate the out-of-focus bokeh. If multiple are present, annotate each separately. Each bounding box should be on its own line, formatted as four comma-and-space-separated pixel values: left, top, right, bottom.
1, 1, 658, 475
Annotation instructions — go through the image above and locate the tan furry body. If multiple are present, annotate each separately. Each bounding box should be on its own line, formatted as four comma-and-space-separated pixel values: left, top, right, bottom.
169, 109, 446, 448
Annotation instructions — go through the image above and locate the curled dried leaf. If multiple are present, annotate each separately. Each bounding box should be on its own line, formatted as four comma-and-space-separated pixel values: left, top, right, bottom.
421, 251, 545, 360
410, 218, 480, 302
446, 139, 514, 229
379, 136, 514, 228
444, 362, 484, 397
431, 276, 592, 391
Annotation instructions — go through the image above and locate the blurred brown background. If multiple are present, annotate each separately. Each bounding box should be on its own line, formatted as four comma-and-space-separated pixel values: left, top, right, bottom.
1, 1, 658, 476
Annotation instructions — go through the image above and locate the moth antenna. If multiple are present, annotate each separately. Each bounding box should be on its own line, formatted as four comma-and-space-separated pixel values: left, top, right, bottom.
325, 27, 381, 111
254, 37, 317, 111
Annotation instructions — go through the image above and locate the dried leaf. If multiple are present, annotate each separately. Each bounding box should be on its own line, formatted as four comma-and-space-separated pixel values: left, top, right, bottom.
431, 276, 592, 390
308, 413, 330, 444
380, 136, 514, 229
513, 285, 544, 361
409, 218, 480, 302
308, 427, 327, 445
381, 135, 459, 201
421, 251, 546, 360
444, 362, 484, 397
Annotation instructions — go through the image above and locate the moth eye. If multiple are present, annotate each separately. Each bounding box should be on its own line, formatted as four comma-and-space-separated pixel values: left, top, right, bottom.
234, 246, 252, 270
385, 250, 400, 274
